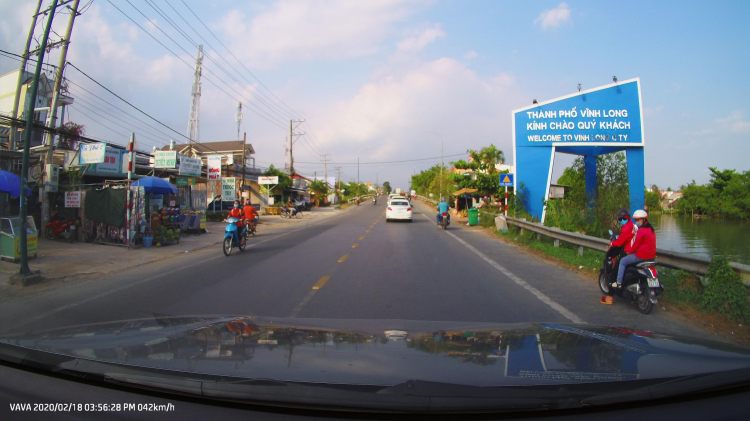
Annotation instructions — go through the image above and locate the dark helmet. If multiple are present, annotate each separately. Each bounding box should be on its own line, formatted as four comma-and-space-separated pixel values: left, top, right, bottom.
616, 208, 630, 219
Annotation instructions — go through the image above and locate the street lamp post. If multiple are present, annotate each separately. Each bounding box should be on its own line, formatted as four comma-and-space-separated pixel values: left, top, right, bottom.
357, 146, 370, 201
425, 131, 443, 199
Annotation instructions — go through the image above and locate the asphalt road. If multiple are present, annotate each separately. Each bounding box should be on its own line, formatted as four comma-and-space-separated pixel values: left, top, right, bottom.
0, 199, 716, 341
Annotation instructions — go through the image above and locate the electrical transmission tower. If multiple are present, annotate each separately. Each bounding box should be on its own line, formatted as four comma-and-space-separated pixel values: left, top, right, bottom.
235, 102, 242, 141
186, 45, 203, 145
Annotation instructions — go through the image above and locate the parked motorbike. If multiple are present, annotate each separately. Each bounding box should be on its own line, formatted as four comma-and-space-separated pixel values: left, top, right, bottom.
45, 213, 77, 242
280, 207, 302, 219
599, 230, 664, 314
223, 217, 247, 256
439, 212, 450, 230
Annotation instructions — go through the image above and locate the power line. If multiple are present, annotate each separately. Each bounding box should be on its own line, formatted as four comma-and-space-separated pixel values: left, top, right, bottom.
160, 0, 298, 122
117, 0, 289, 129
178, 0, 304, 120
68, 97, 170, 147
65, 78, 178, 140
292, 153, 467, 166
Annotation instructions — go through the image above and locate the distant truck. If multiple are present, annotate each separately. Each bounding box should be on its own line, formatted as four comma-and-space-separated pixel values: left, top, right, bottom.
410, 190, 416, 197
395, 187, 402, 195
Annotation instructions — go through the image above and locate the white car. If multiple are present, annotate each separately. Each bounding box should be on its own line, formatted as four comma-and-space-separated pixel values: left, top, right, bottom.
386, 199, 412, 222
387, 195, 406, 205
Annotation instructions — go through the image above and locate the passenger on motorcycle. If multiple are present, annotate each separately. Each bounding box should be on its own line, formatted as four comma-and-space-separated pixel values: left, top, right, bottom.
436, 197, 450, 224
244, 200, 259, 230
615, 209, 656, 287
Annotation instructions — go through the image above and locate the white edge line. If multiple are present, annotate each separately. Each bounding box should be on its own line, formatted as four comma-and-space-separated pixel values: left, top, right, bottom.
419, 213, 585, 324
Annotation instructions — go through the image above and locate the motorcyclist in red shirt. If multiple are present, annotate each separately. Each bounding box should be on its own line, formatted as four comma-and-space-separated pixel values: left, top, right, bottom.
225, 200, 245, 228
615, 209, 656, 288
244, 200, 259, 231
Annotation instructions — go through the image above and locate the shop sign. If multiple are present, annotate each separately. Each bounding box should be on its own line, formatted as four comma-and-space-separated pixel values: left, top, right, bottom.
207, 156, 222, 180
79, 143, 107, 164
176, 177, 195, 186
258, 176, 278, 184
65, 191, 81, 208
179, 156, 202, 177
154, 151, 177, 168
222, 177, 236, 199
89, 147, 124, 175
150, 194, 163, 210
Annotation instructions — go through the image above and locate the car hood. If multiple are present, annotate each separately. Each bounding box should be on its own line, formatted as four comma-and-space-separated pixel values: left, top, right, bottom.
2, 316, 750, 388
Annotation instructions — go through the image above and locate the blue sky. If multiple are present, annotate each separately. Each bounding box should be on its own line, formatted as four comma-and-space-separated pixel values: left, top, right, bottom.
2, 0, 748, 190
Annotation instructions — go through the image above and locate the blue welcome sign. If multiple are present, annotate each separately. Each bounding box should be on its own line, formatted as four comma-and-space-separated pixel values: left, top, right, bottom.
513, 78, 645, 222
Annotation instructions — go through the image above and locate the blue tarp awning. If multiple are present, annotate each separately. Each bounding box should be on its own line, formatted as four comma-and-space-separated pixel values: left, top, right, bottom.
0, 170, 31, 197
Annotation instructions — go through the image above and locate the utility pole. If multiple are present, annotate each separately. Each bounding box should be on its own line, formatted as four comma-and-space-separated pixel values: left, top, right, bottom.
43, 0, 80, 226
19, 0, 59, 277
289, 119, 305, 175
321, 154, 331, 186
9, 0, 43, 151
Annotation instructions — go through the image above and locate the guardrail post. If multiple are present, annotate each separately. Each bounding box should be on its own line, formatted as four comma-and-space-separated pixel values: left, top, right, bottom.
578, 246, 584, 257
520, 227, 525, 235
536, 233, 541, 241
554, 239, 560, 247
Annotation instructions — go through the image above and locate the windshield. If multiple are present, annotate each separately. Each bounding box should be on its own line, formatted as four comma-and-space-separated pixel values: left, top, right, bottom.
1, 0, 749, 414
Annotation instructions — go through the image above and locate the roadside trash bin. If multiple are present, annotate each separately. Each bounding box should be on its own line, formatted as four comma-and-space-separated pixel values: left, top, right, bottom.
468, 208, 479, 226
143, 236, 153, 248
495, 215, 507, 232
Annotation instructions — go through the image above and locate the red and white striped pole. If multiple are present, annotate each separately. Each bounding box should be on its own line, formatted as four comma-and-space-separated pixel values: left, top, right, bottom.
505, 189, 508, 216
126, 133, 135, 247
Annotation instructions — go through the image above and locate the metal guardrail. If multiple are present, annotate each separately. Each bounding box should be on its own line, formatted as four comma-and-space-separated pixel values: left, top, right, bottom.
503, 216, 750, 283
416, 195, 437, 205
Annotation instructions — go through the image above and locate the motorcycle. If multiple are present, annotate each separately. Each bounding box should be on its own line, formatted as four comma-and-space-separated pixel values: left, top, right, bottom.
599, 230, 664, 314
223, 217, 247, 256
280, 207, 302, 219
245, 217, 259, 239
439, 212, 450, 230
373, 197, 377, 205
45, 213, 77, 242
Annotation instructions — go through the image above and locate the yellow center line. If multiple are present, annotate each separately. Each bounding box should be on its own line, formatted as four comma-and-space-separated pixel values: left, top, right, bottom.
312, 276, 330, 290
359, 235, 365, 240
366, 230, 370, 233
352, 243, 358, 248
370, 225, 374, 229
338, 255, 348, 263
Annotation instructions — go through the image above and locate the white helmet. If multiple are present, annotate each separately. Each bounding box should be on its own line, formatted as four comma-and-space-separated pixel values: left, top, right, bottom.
632, 209, 648, 219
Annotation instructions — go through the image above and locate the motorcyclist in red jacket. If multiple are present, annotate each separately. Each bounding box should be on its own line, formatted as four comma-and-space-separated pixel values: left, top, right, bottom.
615, 209, 657, 287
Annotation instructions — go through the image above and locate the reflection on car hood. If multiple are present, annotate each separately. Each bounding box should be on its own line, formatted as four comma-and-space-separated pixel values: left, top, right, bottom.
3, 316, 750, 387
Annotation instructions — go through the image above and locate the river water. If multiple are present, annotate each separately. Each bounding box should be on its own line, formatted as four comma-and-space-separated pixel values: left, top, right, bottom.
648, 213, 750, 265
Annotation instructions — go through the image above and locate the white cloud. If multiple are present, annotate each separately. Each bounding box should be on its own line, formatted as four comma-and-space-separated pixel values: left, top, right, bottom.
217, 0, 426, 68
534, 2, 572, 30
692, 110, 750, 136
395, 24, 445, 54
311, 56, 524, 165
464, 50, 478, 59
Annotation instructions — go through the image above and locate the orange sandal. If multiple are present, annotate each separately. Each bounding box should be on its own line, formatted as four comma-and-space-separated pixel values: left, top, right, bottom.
600, 296, 613, 305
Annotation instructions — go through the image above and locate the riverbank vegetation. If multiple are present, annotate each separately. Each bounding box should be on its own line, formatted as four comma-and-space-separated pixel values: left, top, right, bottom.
675, 168, 750, 220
